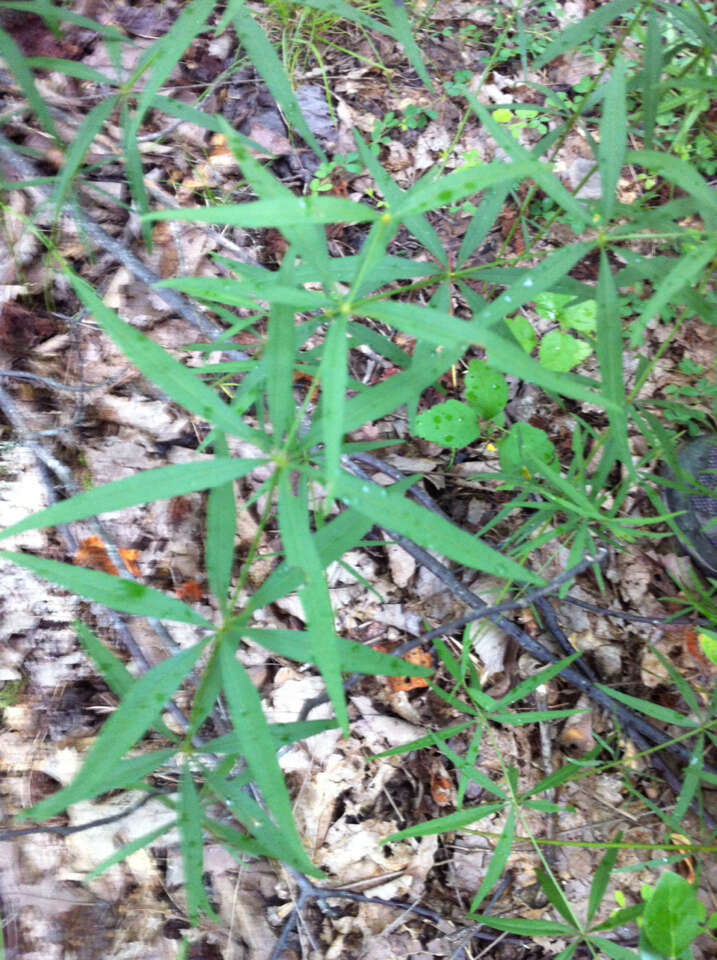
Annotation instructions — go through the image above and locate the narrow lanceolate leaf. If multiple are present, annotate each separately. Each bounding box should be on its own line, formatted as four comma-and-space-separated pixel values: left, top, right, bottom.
641, 10, 661, 150
593, 251, 631, 486
0, 552, 213, 627
52, 96, 119, 214
144, 195, 382, 228
218, 640, 322, 877
533, 0, 636, 69
134, 0, 215, 127
67, 271, 265, 444
379, 0, 432, 91
205, 433, 237, 612
333, 470, 544, 585
232, 5, 324, 157
587, 834, 622, 924
394, 161, 540, 219
631, 240, 717, 335
0, 458, 265, 542
20, 640, 209, 821
470, 808, 515, 912
85, 821, 176, 883
75, 621, 177, 741
278, 474, 349, 733
599, 57, 626, 222
0, 26, 58, 140
179, 764, 220, 924
626, 149, 717, 229
469, 103, 593, 229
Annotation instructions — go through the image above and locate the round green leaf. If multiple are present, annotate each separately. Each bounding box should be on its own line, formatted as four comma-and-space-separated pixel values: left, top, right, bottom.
464, 360, 508, 420
539, 330, 592, 372
415, 400, 480, 449
643, 872, 703, 956
560, 299, 597, 332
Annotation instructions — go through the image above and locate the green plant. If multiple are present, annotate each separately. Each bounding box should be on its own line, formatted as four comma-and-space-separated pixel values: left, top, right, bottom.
1, 0, 716, 950
309, 151, 364, 193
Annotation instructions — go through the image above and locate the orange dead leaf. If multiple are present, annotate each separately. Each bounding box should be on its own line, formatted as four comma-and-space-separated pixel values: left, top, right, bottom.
386, 648, 432, 692
176, 580, 203, 602
430, 770, 453, 806
73, 535, 140, 577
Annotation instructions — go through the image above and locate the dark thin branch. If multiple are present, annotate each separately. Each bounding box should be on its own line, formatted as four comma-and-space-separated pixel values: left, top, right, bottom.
0, 791, 156, 841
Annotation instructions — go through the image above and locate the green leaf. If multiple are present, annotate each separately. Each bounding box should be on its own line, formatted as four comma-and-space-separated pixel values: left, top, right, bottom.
333, 469, 544, 585
505, 314, 537, 353
145, 195, 381, 228
179, 764, 219, 924
25, 57, 118, 85
626, 149, 717, 230
464, 361, 508, 419
319, 314, 349, 497
0, 552, 213, 627
218, 640, 322, 877
415, 400, 480, 449
643, 872, 703, 956
470, 807, 515, 912
20, 641, 208, 821
242, 628, 431, 678
205, 434, 237, 612
378, 0, 432, 91
394, 161, 541, 219
533, 0, 636, 69
0, 458, 265, 542
596, 685, 696, 728
278, 475, 348, 733
232, 5, 325, 157
388, 802, 506, 841
84, 821, 175, 883
641, 10, 661, 150
588, 834, 622, 924
498, 423, 556, 476
599, 57, 626, 222
75, 621, 177, 741
52, 96, 119, 214
536, 869, 577, 927
539, 330, 592, 372
134, 0, 214, 128
468, 916, 572, 936
670, 735, 704, 828
67, 271, 264, 444
0, 25, 58, 139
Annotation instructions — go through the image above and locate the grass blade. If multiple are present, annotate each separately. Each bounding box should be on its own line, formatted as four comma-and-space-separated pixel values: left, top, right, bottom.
378, 0, 432, 90
641, 10, 661, 150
